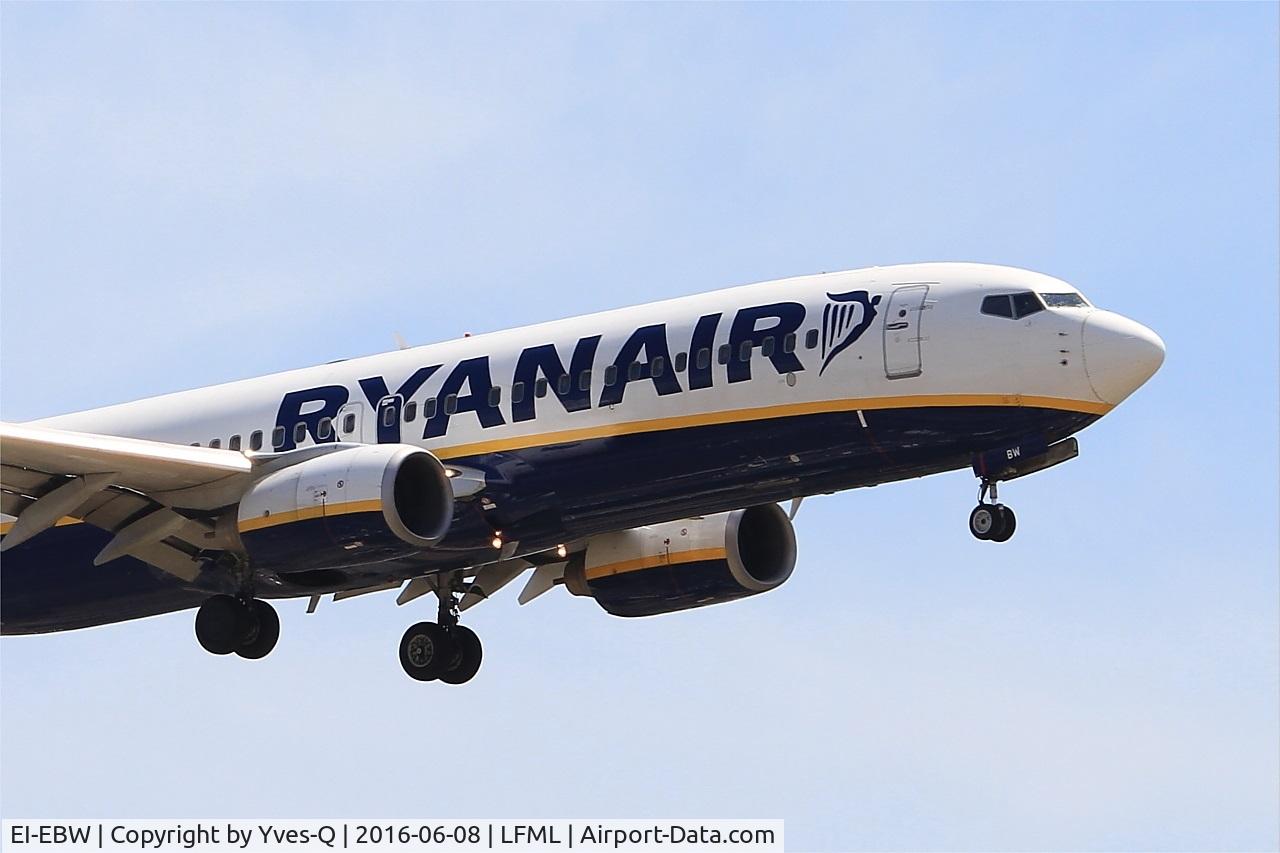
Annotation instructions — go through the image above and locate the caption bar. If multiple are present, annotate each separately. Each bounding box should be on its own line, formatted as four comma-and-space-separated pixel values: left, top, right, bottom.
3, 821, 783, 852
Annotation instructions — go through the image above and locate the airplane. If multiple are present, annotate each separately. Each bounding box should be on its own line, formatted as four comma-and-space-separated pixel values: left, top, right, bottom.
0, 262, 1164, 683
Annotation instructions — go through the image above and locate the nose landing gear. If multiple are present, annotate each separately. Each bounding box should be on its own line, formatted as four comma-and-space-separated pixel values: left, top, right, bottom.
398, 578, 483, 684
969, 480, 1016, 542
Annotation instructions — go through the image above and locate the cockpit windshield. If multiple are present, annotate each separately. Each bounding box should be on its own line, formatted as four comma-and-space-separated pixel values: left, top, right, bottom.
981, 291, 1044, 320
1040, 292, 1090, 308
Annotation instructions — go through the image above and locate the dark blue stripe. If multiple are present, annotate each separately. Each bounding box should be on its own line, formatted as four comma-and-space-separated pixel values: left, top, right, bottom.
2, 404, 1098, 633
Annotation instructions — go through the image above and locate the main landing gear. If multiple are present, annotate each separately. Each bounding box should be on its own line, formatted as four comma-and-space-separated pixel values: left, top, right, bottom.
969, 480, 1017, 543
398, 584, 483, 684
195, 595, 280, 659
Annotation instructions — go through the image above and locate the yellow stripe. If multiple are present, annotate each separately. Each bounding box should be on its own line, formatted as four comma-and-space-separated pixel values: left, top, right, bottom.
431, 394, 1109, 460
0, 515, 81, 535
2, 394, 1107, 537
237, 498, 384, 533
586, 547, 728, 580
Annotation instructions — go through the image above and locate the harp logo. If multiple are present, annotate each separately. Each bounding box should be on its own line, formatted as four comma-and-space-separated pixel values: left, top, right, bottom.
819, 290, 882, 375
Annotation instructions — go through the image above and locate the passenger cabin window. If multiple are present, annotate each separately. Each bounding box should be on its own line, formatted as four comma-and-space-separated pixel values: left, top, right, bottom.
318, 417, 334, 439
650, 357, 665, 377
293, 423, 306, 445
511, 382, 527, 403
761, 336, 776, 357
674, 352, 688, 372
695, 348, 711, 370
444, 394, 458, 415
717, 344, 731, 365
488, 386, 502, 407
1041, 292, 1089, 308
272, 426, 286, 449
250, 431, 263, 451
229, 434, 242, 451
424, 398, 437, 418
805, 329, 819, 350
403, 401, 417, 422
603, 365, 618, 386
535, 378, 549, 398
209, 438, 221, 449
577, 369, 592, 391
783, 333, 797, 354
342, 413, 356, 435
557, 374, 571, 395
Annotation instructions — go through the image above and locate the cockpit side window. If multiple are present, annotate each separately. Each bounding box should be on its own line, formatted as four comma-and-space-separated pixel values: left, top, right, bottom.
981, 294, 1013, 318
1011, 292, 1045, 318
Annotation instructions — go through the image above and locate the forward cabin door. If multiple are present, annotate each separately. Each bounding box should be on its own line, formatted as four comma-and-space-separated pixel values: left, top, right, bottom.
374, 394, 404, 444
882, 284, 930, 379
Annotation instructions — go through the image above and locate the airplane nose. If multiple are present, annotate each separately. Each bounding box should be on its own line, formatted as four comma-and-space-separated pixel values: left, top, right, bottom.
1081, 310, 1166, 406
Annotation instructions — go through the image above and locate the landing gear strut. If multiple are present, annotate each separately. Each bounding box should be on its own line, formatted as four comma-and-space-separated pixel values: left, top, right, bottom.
195, 595, 280, 659
969, 480, 1016, 543
398, 579, 483, 684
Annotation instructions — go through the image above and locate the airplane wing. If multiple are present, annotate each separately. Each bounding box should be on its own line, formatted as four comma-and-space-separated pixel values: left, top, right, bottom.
1, 422, 493, 585
0, 421, 256, 581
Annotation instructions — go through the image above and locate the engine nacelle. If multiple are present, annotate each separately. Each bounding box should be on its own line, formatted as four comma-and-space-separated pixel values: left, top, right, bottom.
237, 444, 453, 572
565, 504, 797, 617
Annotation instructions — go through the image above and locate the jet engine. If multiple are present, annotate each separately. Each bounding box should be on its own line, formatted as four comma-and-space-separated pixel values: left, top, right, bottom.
564, 503, 797, 617
236, 444, 454, 572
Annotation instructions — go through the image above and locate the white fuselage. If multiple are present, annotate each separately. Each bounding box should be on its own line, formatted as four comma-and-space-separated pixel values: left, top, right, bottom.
32, 262, 1148, 465
1, 262, 1167, 638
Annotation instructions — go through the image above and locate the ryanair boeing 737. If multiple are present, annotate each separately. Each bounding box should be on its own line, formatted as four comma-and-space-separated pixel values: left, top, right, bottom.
0, 263, 1164, 683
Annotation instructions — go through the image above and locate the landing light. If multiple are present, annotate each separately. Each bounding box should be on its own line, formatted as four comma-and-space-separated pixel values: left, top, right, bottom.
556, 544, 567, 558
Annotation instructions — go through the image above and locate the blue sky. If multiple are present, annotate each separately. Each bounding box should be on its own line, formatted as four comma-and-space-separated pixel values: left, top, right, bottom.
2, 3, 1277, 850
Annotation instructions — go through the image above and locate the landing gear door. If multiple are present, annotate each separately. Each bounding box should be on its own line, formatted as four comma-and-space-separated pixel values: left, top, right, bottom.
883, 284, 929, 379
336, 401, 368, 444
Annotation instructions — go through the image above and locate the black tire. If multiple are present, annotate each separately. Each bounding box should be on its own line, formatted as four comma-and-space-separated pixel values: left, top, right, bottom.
438, 625, 483, 685
399, 622, 454, 681
990, 505, 1017, 542
236, 600, 280, 660
195, 595, 246, 655
968, 505, 997, 540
